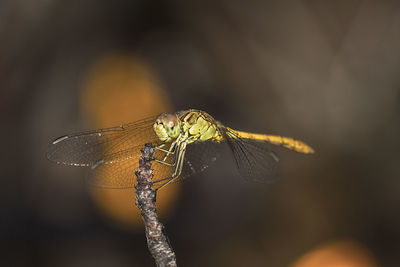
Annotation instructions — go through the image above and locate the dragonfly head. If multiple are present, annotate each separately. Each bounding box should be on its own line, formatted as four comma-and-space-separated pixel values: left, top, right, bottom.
153, 113, 181, 142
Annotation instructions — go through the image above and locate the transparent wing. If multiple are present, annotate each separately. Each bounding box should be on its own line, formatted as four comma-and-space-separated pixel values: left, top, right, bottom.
47, 115, 177, 188
87, 145, 174, 188
170, 140, 222, 184
225, 130, 281, 183
46, 115, 159, 166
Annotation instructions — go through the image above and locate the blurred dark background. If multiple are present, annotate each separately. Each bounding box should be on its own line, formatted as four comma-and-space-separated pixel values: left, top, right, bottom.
2, 0, 400, 266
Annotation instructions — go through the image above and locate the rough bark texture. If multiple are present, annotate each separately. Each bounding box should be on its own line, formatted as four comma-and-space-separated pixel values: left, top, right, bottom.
135, 143, 177, 267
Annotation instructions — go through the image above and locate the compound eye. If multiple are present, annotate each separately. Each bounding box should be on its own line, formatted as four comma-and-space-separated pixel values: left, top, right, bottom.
158, 113, 178, 129
168, 120, 175, 128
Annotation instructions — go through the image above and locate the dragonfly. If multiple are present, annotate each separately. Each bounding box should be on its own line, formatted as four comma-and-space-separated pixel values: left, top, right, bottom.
47, 109, 314, 190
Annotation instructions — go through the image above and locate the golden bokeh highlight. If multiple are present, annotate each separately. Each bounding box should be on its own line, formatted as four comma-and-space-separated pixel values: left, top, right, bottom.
80, 53, 180, 230
290, 240, 379, 267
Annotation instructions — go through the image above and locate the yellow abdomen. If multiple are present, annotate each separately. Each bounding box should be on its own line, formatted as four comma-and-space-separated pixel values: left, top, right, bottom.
227, 128, 314, 154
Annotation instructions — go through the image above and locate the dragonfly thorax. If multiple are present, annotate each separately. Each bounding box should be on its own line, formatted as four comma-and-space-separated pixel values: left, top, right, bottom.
153, 113, 181, 142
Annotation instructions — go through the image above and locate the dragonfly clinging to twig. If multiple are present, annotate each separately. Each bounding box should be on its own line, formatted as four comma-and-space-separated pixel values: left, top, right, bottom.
47, 109, 314, 190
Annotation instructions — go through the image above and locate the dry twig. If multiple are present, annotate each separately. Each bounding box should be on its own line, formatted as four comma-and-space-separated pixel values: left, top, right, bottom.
135, 143, 177, 267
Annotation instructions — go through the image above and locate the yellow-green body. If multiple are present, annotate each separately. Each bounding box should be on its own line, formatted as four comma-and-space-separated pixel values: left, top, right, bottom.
176, 110, 224, 143
154, 109, 314, 154
151, 109, 314, 188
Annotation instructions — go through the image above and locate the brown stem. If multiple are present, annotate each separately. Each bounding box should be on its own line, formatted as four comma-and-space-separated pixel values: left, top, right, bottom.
135, 143, 177, 267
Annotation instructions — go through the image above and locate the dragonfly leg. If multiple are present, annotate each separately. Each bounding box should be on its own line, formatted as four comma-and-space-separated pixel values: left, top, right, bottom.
153, 143, 169, 153
153, 141, 178, 164
153, 156, 177, 166
152, 176, 174, 184
161, 141, 178, 161
153, 140, 184, 166
154, 141, 177, 155
154, 143, 187, 191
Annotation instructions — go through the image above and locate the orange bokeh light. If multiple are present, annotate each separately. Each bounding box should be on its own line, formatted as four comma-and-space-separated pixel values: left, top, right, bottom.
80, 52, 180, 229
290, 240, 379, 267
